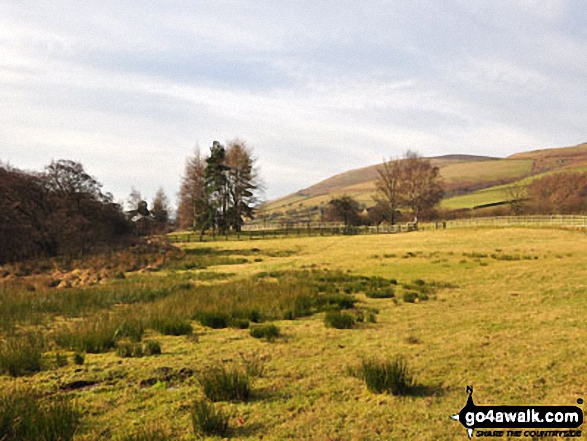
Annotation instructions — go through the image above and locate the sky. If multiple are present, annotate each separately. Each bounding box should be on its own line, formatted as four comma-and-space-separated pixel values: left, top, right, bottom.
1, 1, 586, 207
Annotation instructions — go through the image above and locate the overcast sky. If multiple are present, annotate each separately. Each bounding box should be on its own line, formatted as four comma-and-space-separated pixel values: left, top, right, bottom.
1, 1, 586, 205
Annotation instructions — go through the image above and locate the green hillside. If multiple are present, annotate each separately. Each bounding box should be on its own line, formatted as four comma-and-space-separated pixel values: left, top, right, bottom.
261, 143, 587, 220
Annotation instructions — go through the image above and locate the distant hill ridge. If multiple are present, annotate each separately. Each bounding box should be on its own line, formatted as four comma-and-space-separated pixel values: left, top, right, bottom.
262, 142, 587, 219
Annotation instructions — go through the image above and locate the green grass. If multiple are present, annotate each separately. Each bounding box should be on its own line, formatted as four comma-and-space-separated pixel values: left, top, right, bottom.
190, 398, 230, 437
0, 385, 81, 440
324, 311, 355, 329
198, 365, 251, 402
249, 323, 280, 341
2, 229, 587, 439
0, 332, 44, 377
355, 356, 415, 395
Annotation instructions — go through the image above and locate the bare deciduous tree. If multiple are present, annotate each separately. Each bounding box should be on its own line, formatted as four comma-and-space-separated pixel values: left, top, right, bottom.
400, 150, 444, 224
374, 157, 402, 225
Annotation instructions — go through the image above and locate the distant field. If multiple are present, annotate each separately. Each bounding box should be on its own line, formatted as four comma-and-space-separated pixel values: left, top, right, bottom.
440, 186, 510, 210
1, 228, 586, 439
439, 158, 532, 185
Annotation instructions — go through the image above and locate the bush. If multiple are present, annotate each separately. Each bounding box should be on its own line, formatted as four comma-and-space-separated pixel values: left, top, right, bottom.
0, 385, 81, 440
198, 365, 251, 402
144, 340, 162, 356
191, 398, 229, 437
249, 324, 280, 341
324, 311, 355, 329
356, 356, 414, 395
0, 332, 44, 377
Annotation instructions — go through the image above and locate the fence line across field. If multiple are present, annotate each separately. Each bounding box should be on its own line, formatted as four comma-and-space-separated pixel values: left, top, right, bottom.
436, 215, 587, 229
168, 215, 587, 243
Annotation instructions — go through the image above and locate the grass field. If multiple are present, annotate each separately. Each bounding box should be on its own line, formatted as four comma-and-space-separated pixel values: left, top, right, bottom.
1, 228, 586, 440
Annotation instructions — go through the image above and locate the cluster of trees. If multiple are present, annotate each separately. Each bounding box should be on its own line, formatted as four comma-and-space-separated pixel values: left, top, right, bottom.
326, 151, 444, 227
0, 160, 131, 264
126, 187, 171, 235
506, 172, 587, 215
177, 140, 259, 237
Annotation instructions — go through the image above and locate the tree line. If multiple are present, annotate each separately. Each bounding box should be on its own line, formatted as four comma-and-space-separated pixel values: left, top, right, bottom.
0, 160, 132, 264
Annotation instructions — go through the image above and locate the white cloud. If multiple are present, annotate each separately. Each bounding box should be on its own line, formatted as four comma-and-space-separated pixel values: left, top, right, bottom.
0, 0, 586, 202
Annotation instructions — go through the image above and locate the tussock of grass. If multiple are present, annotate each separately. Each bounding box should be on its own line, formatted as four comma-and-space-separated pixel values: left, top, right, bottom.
55, 314, 144, 353
324, 311, 355, 329
191, 398, 229, 437
0, 385, 81, 440
239, 352, 267, 378
197, 311, 229, 329
147, 312, 193, 336
144, 340, 162, 356
402, 292, 419, 303
355, 356, 415, 395
0, 332, 44, 377
365, 287, 395, 298
198, 365, 251, 402
116, 341, 144, 358
249, 323, 280, 341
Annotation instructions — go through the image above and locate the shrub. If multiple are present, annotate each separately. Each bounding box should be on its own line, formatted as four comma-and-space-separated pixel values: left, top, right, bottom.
0, 332, 44, 377
144, 340, 162, 356
324, 311, 355, 329
356, 356, 414, 395
0, 385, 81, 440
198, 365, 251, 402
249, 324, 280, 341
191, 398, 229, 437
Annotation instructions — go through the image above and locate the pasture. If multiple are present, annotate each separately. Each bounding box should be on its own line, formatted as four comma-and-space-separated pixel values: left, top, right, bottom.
1, 228, 586, 440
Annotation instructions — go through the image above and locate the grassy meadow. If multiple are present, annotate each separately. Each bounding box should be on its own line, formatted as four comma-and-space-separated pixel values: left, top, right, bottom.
1, 228, 586, 440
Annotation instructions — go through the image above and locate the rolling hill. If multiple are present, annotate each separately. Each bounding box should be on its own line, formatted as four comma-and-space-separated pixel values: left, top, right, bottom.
261, 142, 587, 221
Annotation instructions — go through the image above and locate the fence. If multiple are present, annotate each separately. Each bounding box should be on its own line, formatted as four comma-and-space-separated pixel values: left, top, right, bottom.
168, 222, 416, 243
436, 215, 587, 230
168, 215, 587, 243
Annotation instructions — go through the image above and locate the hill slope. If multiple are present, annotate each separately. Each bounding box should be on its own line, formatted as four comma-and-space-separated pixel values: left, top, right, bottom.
261, 142, 587, 220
